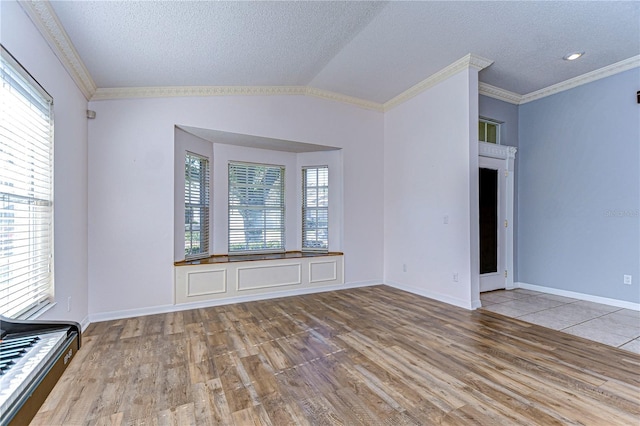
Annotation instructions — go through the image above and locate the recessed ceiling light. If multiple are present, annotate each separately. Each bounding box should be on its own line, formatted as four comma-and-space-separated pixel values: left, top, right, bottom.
563, 52, 584, 61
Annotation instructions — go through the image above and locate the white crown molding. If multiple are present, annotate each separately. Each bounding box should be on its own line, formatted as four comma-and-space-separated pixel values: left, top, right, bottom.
304, 87, 384, 112
92, 85, 306, 100
383, 53, 494, 111
92, 85, 385, 112
479, 83, 522, 105
19, 0, 96, 100
20, 1, 638, 111
519, 55, 640, 104
480, 56, 640, 105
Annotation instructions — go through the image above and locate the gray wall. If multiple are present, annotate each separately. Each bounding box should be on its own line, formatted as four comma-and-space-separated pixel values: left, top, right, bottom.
517, 68, 640, 302
479, 95, 519, 148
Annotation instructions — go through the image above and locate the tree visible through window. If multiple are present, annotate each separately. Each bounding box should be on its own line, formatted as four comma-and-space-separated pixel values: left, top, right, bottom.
184, 152, 209, 259
228, 162, 284, 253
302, 166, 328, 251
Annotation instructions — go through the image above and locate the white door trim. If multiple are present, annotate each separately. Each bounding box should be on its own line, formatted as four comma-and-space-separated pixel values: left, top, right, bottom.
478, 142, 517, 292
479, 157, 506, 292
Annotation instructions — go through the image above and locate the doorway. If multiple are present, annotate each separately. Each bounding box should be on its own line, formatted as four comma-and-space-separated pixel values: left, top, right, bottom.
479, 156, 505, 292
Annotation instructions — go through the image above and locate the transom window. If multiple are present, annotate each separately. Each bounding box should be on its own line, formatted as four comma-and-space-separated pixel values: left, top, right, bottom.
0, 45, 54, 318
479, 118, 501, 144
302, 166, 328, 251
228, 162, 284, 253
184, 152, 210, 259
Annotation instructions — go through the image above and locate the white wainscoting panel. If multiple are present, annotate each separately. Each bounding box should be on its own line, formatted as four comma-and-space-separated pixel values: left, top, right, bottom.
237, 263, 302, 291
187, 269, 227, 297
309, 260, 338, 283
175, 254, 344, 305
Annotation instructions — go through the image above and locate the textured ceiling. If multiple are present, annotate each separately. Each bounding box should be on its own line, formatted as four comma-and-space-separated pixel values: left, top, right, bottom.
48, 1, 640, 104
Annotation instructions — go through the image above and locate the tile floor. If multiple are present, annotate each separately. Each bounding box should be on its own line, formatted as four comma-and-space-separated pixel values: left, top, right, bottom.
480, 289, 640, 354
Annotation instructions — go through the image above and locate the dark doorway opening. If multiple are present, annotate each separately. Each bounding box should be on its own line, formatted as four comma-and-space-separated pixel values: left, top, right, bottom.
479, 168, 498, 274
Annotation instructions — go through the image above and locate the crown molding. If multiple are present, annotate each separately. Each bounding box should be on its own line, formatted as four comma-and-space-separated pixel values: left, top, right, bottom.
20, 1, 638, 111
479, 55, 640, 106
92, 85, 385, 111
92, 86, 306, 100
519, 55, 640, 104
383, 53, 494, 111
19, 0, 96, 100
479, 83, 522, 105
304, 87, 384, 112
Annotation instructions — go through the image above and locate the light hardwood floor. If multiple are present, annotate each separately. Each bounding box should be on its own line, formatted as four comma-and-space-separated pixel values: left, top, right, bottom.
32, 285, 640, 425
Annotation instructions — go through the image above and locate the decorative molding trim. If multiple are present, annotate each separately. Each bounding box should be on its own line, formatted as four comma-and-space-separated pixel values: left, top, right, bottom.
92, 85, 305, 100
80, 54, 640, 109
384, 53, 493, 111
305, 87, 384, 112
91, 85, 385, 111
478, 141, 517, 160
21, 1, 638, 111
88, 280, 380, 323
520, 55, 640, 104
19, 0, 96, 100
479, 82, 522, 105
515, 282, 640, 311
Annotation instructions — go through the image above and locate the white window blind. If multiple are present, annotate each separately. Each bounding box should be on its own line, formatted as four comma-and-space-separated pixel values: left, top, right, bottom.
228, 162, 284, 253
0, 46, 54, 318
302, 166, 328, 251
184, 152, 210, 260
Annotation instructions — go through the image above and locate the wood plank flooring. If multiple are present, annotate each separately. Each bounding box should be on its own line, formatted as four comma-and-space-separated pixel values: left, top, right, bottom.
31, 285, 640, 425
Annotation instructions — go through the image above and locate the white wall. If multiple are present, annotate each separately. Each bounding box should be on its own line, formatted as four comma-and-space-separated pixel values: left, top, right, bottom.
88, 95, 383, 316
1, 1, 89, 324
383, 69, 480, 309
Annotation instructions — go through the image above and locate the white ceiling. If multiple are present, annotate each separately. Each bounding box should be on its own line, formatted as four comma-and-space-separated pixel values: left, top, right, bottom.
47, 0, 640, 105
177, 125, 340, 153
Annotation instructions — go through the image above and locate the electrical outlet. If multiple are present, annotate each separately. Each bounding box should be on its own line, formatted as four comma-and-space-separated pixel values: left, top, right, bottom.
443, 215, 449, 224
403, 264, 407, 273
453, 272, 459, 282
67, 296, 71, 312
623, 275, 632, 285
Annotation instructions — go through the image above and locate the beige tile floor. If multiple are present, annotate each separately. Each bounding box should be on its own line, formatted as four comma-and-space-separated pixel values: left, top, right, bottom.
480, 289, 640, 354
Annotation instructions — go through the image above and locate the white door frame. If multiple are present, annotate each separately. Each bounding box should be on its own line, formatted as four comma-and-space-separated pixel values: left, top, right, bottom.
478, 142, 517, 291
479, 156, 506, 292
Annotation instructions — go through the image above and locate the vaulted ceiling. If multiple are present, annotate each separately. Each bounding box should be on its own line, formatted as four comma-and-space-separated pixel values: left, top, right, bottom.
25, 1, 640, 107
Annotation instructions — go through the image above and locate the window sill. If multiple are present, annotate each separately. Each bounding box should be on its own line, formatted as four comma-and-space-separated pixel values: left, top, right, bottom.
21, 301, 57, 320
175, 251, 343, 266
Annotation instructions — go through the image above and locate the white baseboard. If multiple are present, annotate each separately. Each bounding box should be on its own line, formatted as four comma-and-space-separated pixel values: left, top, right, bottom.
79, 315, 90, 332
471, 298, 482, 310
515, 282, 640, 311
88, 280, 381, 324
385, 280, 474, 310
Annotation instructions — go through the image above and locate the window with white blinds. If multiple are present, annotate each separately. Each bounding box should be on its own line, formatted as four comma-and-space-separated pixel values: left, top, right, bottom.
302, 166, 328, 251
184, 152, 210, 260
228, 162, 284, 253
0, 46, 54, 318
